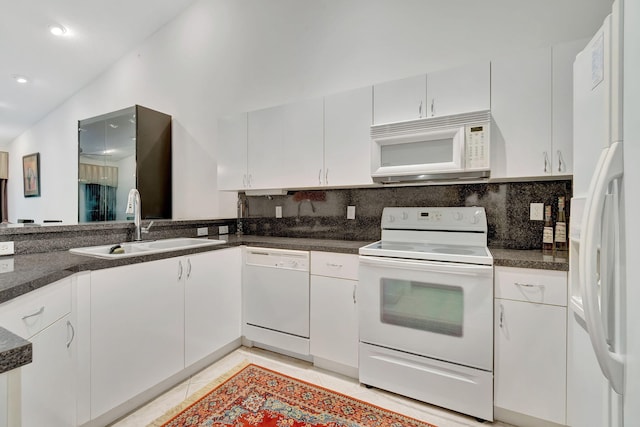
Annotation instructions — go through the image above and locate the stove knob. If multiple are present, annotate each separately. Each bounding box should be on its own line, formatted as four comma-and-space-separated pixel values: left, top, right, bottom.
386, 215, 396, 223
453, 211, 463, 221
402, 212, 409, 220
470, 210, 482, 224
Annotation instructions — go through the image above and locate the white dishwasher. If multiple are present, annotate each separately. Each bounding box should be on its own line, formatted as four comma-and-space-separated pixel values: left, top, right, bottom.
243, 247, 310, 355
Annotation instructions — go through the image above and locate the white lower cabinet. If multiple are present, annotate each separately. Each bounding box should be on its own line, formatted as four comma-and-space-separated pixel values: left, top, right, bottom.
89, 249, 242, 420
90, 258, 185, 418
310, 252, 359, 375
185, 248, 242, 367
494, 266, 568, 426
20, 313, 75, 427
0, 277, 75, 427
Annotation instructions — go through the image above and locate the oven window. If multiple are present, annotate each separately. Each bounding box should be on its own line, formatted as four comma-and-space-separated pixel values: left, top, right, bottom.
380, 139, 453, 167
381, 279, 463, 337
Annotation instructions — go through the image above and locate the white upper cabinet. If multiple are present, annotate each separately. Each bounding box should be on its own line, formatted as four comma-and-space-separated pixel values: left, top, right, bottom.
552, 38, 588, 176
282, 97, 325, 187
217, 113, 247, 191
373, 74, 426, 124
426, 62, 491, 117
373, 62, 490, 125
491, 41, 583, 179
491, 46, 553, 179
324, 86, 374, 186
248, 105, 285, 189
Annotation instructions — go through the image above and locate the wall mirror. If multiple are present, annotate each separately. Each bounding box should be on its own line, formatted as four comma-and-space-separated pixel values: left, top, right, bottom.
78, 105, 172, 223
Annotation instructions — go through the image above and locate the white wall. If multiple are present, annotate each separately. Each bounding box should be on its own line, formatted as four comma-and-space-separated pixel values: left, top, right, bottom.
7, 0, 612, 223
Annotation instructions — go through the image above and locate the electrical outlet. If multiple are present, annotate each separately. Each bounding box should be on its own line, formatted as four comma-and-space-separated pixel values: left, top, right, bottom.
347, 206, 356, 220
530, 203, 544, 221
197, 227, 208, 236
275, 206, 283, 218
218, 225, 229, 235
0, 241, 14, 256
0, 258, 14, 273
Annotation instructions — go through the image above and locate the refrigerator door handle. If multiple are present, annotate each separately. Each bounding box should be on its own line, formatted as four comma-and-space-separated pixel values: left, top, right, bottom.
580, 140, 624, 394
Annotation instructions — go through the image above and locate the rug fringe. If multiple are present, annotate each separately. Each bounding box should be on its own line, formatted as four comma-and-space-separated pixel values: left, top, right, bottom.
147, 360, 251, 427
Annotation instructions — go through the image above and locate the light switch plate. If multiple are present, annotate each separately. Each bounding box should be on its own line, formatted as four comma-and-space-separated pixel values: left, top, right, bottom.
347, 206, 356, 220
0, 258, 14, 273
0, 241, 14, 256
197, 227, 208, 236
218, 225, 229, 235
275, 206, 283, 218
530, 203, 544, 221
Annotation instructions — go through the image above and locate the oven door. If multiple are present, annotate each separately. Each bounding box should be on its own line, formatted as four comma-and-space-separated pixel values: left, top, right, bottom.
359, 255, 493, 370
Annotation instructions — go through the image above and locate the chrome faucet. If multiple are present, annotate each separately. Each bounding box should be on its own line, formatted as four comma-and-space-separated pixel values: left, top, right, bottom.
126, 189, 153, 241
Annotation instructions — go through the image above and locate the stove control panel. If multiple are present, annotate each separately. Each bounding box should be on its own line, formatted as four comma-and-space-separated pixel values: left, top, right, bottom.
381, 207, 487, 232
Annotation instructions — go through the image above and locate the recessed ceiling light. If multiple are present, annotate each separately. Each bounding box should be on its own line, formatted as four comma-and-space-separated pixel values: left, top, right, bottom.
12, 75, 29, 84
49, 24, 67, 36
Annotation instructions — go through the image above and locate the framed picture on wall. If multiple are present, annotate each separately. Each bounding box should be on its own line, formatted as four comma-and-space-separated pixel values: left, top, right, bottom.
23, 152, 41, 197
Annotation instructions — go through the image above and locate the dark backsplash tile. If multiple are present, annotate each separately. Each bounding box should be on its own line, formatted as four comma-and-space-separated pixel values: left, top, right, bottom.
240, 180, 572, 249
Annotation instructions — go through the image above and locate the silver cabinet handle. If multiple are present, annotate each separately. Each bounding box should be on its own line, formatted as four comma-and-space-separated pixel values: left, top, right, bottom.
418, 100, 423, 118
66, 320, 75, 348
318, 169, 322, 185
543, 151, 550, 173
22, 306, 44, 320
186, 259, 192, 279
353, 284, 357, 304
514, 282, 545, 289
430, 98, 435, 117
326, 263, 343, 268
557, 149, 564, 173
178, 260, 183, 280
248, 174, 252, 188
324, 169, 329, 185
242, 174, 247, 188
499, 303, 504, 328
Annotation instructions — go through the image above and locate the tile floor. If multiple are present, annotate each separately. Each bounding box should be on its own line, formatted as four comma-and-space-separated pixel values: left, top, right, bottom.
110, 346, 517, 427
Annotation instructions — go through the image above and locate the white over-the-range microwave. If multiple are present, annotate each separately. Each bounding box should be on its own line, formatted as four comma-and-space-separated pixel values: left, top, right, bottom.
370, 110, 491, 184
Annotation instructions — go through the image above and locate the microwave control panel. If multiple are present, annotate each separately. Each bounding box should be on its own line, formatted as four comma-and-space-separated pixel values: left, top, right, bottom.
465, 124, 490, 169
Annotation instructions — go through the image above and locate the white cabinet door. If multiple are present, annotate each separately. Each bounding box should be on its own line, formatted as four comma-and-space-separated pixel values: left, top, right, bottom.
373, 74, 426, 124
90, 259, 185, 418
491, 47, 552, 179
427, 62, 490, 117
324, 86, 374, 186
552, 38, 587, 176
20, 314, 75, 427
494, 298, 567, 424
282, 98, 325, 187
310, 276, 358, 368
248, 106, 284, 189
217, 113, 248, 191
185, 248, 242, 367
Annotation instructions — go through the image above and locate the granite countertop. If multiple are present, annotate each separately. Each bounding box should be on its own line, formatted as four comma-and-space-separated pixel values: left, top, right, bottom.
0, 235, 567, 372
490, 248, 569, 271
0, 327, 32, 374
0, 235, 373, 306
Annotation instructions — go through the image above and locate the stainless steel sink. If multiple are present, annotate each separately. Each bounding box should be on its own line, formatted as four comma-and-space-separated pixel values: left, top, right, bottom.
69, 238, 226, 259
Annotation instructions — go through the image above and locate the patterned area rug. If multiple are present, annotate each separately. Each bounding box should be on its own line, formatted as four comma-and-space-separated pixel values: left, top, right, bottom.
150, 362, 437, 427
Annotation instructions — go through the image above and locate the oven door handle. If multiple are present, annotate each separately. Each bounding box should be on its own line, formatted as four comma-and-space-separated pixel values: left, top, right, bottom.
359, 255, 493, 276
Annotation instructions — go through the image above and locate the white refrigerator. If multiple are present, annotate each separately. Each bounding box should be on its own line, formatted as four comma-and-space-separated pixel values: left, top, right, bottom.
568, 0, 626, 426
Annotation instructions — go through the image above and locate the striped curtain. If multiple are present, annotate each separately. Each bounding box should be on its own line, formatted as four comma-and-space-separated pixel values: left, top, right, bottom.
83, 184, 117, 221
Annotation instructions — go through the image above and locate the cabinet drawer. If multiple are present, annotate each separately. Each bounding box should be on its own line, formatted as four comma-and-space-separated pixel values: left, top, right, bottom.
310, 252, 359, 280
495, 266, 567, 306
0, 278, 71, 339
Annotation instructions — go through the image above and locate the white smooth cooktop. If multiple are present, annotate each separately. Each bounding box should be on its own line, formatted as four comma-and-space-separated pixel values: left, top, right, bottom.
359, 240, 493, 265
360, 207, 493, 265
